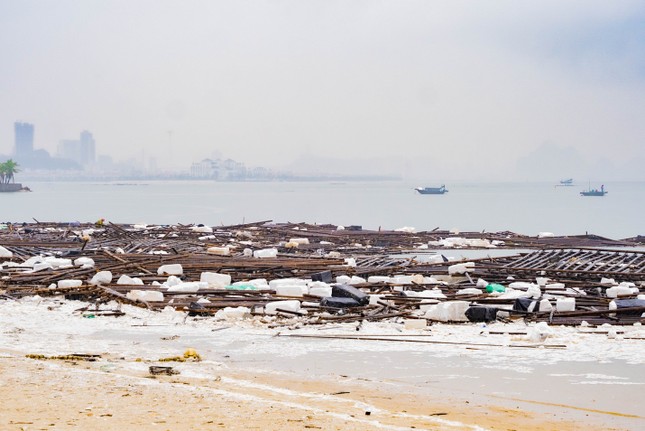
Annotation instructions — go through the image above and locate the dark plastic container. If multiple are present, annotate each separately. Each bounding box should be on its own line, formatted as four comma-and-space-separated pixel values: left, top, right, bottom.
320, 297, 361, 308
311, 270, 333, 283
332, 284, 369, 305
513, 297, 539, 313
465, 306, 498, 322
614, 299, 645, 315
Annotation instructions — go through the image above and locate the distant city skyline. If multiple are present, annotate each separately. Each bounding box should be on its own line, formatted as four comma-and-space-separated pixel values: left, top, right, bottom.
1, 1, 643, 181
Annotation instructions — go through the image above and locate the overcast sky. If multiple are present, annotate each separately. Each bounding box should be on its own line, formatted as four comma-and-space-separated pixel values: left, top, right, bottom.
1, 0, 643, 179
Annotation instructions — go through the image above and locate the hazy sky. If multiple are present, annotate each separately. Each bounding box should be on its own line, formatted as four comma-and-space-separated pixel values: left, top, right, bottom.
1, 0, 644, 179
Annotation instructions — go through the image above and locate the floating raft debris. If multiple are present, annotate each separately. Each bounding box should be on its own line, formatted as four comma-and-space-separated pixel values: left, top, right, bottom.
1, 221, 643, 327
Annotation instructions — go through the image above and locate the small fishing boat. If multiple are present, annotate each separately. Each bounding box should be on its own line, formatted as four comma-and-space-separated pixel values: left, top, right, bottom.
415, 185, 448, 195
580, 184, 607, 196
559, 178, 573, 186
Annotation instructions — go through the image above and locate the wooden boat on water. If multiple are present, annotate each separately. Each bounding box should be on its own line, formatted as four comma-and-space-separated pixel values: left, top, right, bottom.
580, 184, 607, 196
415, 185, 448, 195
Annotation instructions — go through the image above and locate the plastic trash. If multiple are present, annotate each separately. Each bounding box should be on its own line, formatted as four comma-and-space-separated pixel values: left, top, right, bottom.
606, 285, 634, 298
320, 297, 361, 308
289, 238, 310, 245
335, 275, 351, 284
308, 283, 332, 298
224, 284, 257, 291
513, 298, 539, 313
485, 283, 506, 293
126, 290, 164, 302
253, 248, 277, 258
214, 306, 250, 320
610, 299, 645, 315
264, 300, 301, 315
539, 298, 553, 312
207, 246, 230, 256
117, 275, 144, 285
332, 284, 369, 305
200, 272, 232, 288
158, 264, 183, 276
57, 279, 83, 289
424, 301, 469, 322
167, 282, 203, 293
448, 262, 475, 275
90, 271, 112, 285
556, 297, 576, 312
465, 306, 498, 322
311, 270, 333, 283
191, 225, 213, 233
73, 257, 95, 267
275, 284, 307, 297
456, 288, 483, 296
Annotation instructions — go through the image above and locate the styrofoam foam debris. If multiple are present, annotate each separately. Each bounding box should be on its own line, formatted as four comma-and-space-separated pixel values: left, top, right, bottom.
309, 285, 333, 298
289, 238, 310, 245
158, 264, 183, 276
349, 275, 366, 285
537, 232, 555, 238
200, 272, 232, 288
428, 237, 495, 248
455, 287, 483, 296
90, 271, 112, 285
556, 297, 575, 312
117, 275, 144, 285
126, 290, 164, 302
57, 279, 83, 289
166, 281, 205, 293
191, 225, 213, 233
253, 248, 278, 258
527, 322, 552, 342
539, 298, 553, 311
0, 246, 13, 258
424, 301, 469, 322
606, 285, 634, 298
264, 300, 301, 315
275, 284, 308, 297
207, 246, 230, 256
214, 306, 250, 320
73, 257, 94, 267
448, 262, 475, 275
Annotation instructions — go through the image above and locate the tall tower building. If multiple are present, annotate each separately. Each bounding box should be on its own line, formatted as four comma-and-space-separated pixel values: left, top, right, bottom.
14, 122, 34, 156
79, 130, 95, 165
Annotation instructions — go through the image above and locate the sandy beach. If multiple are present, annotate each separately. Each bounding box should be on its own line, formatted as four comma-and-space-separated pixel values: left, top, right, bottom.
1, 297, 643, 431
0, 353, 627, 431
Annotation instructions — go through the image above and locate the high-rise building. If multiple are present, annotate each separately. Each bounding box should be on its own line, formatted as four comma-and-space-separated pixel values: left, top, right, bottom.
57, 130, 96, 166
79, 130, 95, 165
14, 122, 34, 156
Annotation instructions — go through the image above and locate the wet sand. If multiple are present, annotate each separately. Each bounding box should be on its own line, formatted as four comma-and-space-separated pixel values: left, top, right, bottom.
0, 353, 637, 431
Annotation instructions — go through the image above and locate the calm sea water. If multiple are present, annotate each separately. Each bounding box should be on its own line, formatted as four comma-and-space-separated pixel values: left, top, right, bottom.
2, 180, 643, 239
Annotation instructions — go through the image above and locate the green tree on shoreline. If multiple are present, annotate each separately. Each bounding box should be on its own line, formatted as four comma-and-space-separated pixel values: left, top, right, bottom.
0, 159, 20, 184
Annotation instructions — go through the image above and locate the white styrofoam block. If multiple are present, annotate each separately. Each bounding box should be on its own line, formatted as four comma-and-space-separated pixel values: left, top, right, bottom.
158, 264, 183, 276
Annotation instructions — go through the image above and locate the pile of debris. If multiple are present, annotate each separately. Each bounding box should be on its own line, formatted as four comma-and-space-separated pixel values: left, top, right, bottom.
1, 221, 643, 327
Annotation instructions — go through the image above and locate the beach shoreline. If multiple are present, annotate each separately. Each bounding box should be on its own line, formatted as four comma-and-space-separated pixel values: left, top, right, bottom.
1, 351, 630, 431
